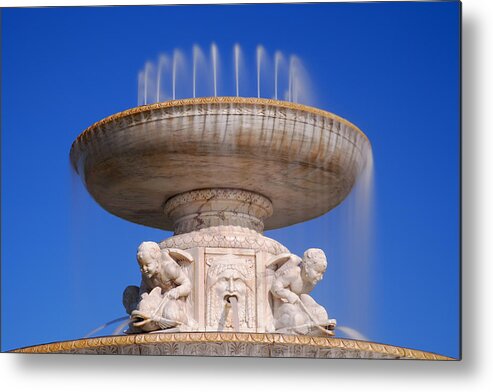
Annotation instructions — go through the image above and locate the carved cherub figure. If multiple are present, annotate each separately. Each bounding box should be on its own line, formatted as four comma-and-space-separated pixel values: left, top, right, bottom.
267, 248, 336, 336
123, 241, 195, 333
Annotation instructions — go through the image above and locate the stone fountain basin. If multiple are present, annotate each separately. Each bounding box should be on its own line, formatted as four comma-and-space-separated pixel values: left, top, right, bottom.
70, 97, 371, 231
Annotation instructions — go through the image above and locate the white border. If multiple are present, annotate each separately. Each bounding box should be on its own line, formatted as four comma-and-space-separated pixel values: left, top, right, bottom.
3, 0, 493, 391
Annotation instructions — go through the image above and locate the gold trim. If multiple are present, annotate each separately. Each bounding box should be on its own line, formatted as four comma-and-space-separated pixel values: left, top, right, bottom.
71, 97, 369, 150
11, 332, 453, 360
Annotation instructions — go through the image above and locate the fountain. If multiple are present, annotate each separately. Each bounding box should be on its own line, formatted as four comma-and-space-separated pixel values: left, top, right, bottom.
12, 44, 450, 359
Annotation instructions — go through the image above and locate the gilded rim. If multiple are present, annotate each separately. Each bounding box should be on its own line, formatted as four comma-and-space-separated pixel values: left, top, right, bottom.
11, 332, 453, 360
71, 97, 369, 152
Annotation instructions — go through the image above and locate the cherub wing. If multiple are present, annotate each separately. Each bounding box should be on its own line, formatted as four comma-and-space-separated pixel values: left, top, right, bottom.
166, 248, 195, 318
164, 248, 195, 284
266, 253, 298, 273
167, 248, 194, 266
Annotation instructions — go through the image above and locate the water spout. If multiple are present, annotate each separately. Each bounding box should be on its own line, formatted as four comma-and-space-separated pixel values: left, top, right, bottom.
288, 56, 295, 102
337, 326, 368, 341
143, 61, 154, 105
256, 45, 264, 98
84, 316, 129, 338
137, 44, 315, 105
211, 43, 218, 97
274, 51, 283, 100
172, 49, 179, 100
113, 318, 131, 335
156, 54, 169, 102
193, 45, 199, 98
327, 148, 375, 339
228, 296, 240, 331
234, 43, 241, 97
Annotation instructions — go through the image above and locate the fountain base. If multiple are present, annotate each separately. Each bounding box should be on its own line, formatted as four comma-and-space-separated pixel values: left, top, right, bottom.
11, 333, 452, 359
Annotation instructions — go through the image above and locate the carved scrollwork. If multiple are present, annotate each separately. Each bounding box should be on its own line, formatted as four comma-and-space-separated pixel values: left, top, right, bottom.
159, 226, 289, 254
11, 333, 453, 360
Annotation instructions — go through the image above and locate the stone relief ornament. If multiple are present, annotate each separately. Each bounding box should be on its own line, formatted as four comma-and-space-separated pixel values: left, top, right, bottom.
13, 332, 452, 360
160, 225, 289, 255
267, 248, 336, 336
205, 254, 256, 331
123, 241, 197, 333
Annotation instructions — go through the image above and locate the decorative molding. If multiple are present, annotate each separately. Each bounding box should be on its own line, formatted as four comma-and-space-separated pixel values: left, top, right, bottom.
159, 226, 289, 255
11, 333, 453, 360
164, 189, 273, 234
165, 188, 273, 215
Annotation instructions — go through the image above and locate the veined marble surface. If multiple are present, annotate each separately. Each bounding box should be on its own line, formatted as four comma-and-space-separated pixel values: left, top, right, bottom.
70, 97, 371, 231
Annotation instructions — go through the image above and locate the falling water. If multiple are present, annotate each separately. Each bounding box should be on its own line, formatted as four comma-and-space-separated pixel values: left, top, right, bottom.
229, 297, 240, 331
137, 43, 314, 105
288, 56, 295, 102
337, 325, 369, 341
172, 49, 181, 100
172, 53, 176, 100
143, 61, 154, 105
256, 45, 264, 98
274, 51, 283, 100
327, 149, 375, 339
193, 45, 199, 98
70, 164, 90, 339
234, 43, 240, 97
84, 316, 129, 338
156, 54, 170, 102
113, 318, 131, 335
192, 45, 207, 98
211, 43, 218, 97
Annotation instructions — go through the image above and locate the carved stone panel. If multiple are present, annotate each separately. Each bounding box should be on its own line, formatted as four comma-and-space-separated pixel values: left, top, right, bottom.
205, 249, 256, 332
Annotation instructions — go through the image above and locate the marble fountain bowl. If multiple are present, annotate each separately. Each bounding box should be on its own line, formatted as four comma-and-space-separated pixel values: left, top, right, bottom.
70, 97, 371, 231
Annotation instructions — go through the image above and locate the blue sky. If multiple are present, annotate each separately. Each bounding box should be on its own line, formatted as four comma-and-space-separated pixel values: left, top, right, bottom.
1, 2, 460, 358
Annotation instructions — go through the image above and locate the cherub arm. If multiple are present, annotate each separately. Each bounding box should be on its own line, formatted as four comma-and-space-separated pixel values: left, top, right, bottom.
166, 263, 192, 299
271, 268, 300, 304
162, 249, 194, 299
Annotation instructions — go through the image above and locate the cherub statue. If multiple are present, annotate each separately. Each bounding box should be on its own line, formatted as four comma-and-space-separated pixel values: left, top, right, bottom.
267, 248, 336, 336
123, 241, 196, 333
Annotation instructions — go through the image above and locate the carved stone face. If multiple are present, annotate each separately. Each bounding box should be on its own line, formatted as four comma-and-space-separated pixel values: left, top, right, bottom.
301, 249, 327, 286
137, 250, 159, 279
214, 268, 248, 305
205, 256, 256, 330
305, 265, 324, 284
303, 260, 326, 285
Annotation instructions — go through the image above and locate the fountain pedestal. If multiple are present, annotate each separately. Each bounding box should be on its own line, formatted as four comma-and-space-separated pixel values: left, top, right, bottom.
125, 186, 334, 336
160, 226, 285, 334
159, 188, 282, 333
